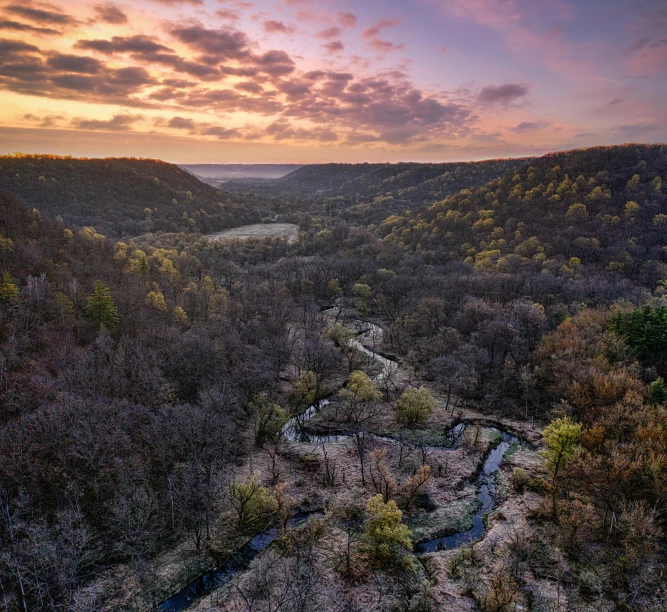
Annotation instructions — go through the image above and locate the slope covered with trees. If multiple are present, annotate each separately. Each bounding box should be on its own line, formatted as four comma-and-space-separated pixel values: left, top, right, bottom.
223, 158, 530, 226
378, 144, 667, 286
0, 155, 272, 237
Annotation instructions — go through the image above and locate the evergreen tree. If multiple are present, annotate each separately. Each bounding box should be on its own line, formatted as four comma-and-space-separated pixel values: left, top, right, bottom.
84, 281, 119, 329
649, 377, 667, 406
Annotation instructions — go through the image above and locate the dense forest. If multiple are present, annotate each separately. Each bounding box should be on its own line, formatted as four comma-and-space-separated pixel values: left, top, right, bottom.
222, 158, 530, 226
0, 144, 665, 611
0, 155, 274, 237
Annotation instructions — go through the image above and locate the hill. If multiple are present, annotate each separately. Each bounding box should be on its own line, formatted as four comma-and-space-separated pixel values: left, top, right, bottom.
0, 155, 271, 237
378, 144, 667, 286
222, 158, 531, 226
182, 164, 302, 182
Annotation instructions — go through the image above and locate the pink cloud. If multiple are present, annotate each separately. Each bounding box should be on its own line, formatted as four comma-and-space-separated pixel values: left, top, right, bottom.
337, 12, 357, 28
263, 20, 295, 34
216, 9, 241, 22
362, 18, 403, 53
322, 40, 344, 54
317, 26, 342, 39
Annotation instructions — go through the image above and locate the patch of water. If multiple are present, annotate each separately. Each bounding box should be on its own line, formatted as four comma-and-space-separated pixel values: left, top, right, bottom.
415, 429, 518, 554
156, 512, 320, 612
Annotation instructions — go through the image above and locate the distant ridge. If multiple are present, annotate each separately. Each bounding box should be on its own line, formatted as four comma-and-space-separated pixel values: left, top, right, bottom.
182, 164, 302, 181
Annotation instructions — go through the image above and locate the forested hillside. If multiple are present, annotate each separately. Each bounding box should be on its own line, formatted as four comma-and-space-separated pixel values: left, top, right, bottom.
379, 144, 667, 285
0, 155, 271, 237
224, 158, 529, 226
1, 144, 665, 612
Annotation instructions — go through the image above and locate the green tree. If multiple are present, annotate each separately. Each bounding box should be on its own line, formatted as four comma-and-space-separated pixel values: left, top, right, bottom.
649, 377, 667, 406
363, 494, 413, 566
339, 370, 381, 423
353, 282, 372, 314
227, 473, 276, 534
542, 416, 581, 482
0, 271, 18, 303
249, 393, 288, 446
84, 281, 119, 329
542, 416, 581, 514
565, 203, 588, 222
327, 278, 342, 297
290, 370, 318, 411
145, 288, 167, 312
395, 387, 436, 427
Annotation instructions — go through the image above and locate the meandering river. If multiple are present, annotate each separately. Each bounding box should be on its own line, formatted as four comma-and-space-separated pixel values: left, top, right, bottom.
156, 312, 523, 611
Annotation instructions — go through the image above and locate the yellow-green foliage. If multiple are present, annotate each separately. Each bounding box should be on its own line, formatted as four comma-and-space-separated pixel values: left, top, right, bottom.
395, 386, 436, 427
542, 416, 582, 481
363, 494, 413, 566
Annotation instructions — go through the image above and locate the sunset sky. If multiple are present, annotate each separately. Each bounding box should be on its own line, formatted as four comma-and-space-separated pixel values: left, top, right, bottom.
0, 0, 665, 163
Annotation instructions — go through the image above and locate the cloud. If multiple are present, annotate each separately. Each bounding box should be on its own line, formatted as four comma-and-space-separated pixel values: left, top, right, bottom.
317, 27, 342, 39
199, 125, 241, 139
510, 120, 550, 131
322, 40, 344, 54
168, 25, 250, 60
0, 40, 158, 104
167, 116, 195, 130
71, 113, 142, 130
93, 3, 127, 24
233, 80, 262, 93
362, 18, 403, 53
295, 11, 315, 22
22, 113, 65, 127
47, 53, 103, 74
0, 19, 59, 34
439, 45, 447, 54
477, 83, 528, 106
76, 35, 172, 55
337, 12, 357, 28
148, 0, 203, 4
263, 20, 295, 34
266, 119, 338, 142
4, 2, 78, 26
216, 9, 241, 21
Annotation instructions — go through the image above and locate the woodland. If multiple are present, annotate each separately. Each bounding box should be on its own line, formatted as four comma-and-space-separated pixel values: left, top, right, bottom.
0, 144, 665, 611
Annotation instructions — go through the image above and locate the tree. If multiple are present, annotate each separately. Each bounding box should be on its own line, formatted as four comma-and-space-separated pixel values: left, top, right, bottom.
363, 494, 412, 566
249, 393, 288, 447
542, 416, 581, 482
400, 465, 431, 509
338, 370, 381, 424
542, 416, 581, 514
565, 203, 588, 222
227, 473, 276, 535
145, 288, 167, 312
395, 387, 436, 427
53, 291, 74, 324
84, 281, 119, 329
290, 370, 318, 412
369, 449, 397, 503
0, 271, 18, 303
649, 377, 667, 406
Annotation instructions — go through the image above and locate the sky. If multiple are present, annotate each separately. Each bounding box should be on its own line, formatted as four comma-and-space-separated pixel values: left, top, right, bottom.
0, 0, 665, 163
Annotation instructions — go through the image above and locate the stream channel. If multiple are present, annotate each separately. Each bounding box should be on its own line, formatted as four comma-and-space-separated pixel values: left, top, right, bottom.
157, 314, 521, 611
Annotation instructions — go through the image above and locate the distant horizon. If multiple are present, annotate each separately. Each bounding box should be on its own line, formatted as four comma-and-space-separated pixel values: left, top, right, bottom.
3, 142, 664, 167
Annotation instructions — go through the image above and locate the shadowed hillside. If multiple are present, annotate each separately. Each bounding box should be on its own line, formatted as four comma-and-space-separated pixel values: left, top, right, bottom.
222, 158, 531, 226
0, 155, 271, 237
